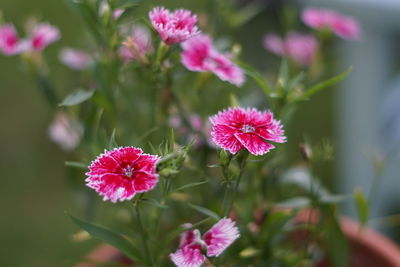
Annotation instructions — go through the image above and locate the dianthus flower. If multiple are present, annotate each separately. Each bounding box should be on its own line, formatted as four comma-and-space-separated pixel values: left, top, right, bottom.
149, 7, 200, 45
181, 34, 245, 86
86, 147, 159, 203
170, 218, 240, 267
28, 22, 60, 51
59, 48, 92, 70
119, 25, 153, 62
210, 107, 286, 156
0, 24, 24, 55
263, 32, 318, 66
302, 7, 360, 40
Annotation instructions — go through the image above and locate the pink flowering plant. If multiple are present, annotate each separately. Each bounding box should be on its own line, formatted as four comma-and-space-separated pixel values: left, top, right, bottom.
3, 1, 368, 266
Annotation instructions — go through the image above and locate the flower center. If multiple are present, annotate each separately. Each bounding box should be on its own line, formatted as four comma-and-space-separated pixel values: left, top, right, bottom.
123, 165, 134, 177
241, 124, 255, 133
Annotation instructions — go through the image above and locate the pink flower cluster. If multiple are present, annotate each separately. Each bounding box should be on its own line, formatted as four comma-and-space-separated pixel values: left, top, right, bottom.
149, 7, 200, 45
181, 34, 245, 86
263, 32, 318, 66
302, 7, 360, 40
210, 107, 286, 156
170, 218, 240, 267
86, 147, 159, 203
0, 22, 60, 56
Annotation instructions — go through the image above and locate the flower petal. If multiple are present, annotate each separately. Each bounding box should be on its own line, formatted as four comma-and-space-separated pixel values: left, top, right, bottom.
235, 132, 275, 156
170, 245, 206, 267
203, 218, 240, 257
211, 124, 243, 154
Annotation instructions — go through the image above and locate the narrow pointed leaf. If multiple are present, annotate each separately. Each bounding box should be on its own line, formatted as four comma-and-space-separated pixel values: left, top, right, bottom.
236, 60, 271, 95
354, 188, 369, 227
59, 89, 94, 106
69, 214, 144, 262
299, 66, 352, 100
188, 203, 220, 221
175, 180, 209, 192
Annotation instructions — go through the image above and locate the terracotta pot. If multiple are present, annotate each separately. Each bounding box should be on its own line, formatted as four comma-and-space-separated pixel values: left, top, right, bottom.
76, 211, 400, 267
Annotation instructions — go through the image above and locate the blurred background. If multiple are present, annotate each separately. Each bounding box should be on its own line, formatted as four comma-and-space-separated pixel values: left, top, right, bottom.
1, 0, 400, 266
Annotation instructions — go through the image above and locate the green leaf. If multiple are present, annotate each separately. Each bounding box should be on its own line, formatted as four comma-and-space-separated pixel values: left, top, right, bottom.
276, 197, 310, 208
299, 66, 353, 100
229, 93, 240, 107
108, 128, 118, 150
114, 0, 143, 9
141, 198, 168, 209
175, 180, 209, 192
354, 188, 369, 227
59, 89, 94, 106
65, 161, 87, 169
235, 60, 271, 95
188, 203, 220, 221
69, 214, 144, 262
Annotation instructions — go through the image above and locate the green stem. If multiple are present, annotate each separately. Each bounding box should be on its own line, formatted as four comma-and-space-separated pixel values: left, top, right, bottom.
134, 200, 153, 266
223, 151, 249, 217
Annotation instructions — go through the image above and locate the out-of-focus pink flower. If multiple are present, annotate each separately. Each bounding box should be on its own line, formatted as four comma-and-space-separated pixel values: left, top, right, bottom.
119, 25, 153, 62
209, 107, 286, 156
168, 114, 208, 147
149, 7, 200, 45
181, 34, 245, 86
302, 7, 360, 40
113, 9, 125, 20
263, 32, 318, 66
0, 24, 24, 55
48, 112, 83, 151
29, 23, 60, 51
86, 147, 159, 203
59, 48, 92, 70
170, 218, 240, 267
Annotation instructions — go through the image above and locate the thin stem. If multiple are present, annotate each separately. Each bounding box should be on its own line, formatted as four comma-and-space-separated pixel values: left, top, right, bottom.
134, 199, 153, 266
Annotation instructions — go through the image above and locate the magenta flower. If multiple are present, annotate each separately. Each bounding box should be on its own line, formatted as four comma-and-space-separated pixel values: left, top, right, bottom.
59, 48, 92, 70
181, 34, 245, 86
210, 107, 286, 156
149, 7, 200, 45
119, 25, 153, 62
0, 24, 24, 55
302, 7, 360, 40
48, 112, 83, 151
86, 147, 159, 203
263, 32, 318, 66
29, 23, 60, 51
170, 218, 240, 267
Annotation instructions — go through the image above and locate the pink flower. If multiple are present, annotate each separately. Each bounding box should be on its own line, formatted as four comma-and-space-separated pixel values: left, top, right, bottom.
113, 9, 125, 20
119, 25, 153, 62
0, 24, 23, 55
210, 107, 286, 156
48, 112, 83, 151
149, 7, 200, 45
86, 147, 159, 203
302, 7, 360, 40
59, 48, 92, 70
170, 218, 240, 267
29, 23, 60, 51
181, 34, 245, 86
263, 32, 318, 66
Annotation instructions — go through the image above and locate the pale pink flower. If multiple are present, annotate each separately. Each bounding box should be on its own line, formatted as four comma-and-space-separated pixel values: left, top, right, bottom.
302, 7, 360, 40
29, 22, 60, 51
0, 24, 23, 55
86, 147, 159, 203
113, 9, 125, 20
59, 48, 92, 70
168, 114, 207, 147
149, 7, 200, 45
48, 112, 83, 151
119, 25, 153, 62
181, 34, 245, 86
170, 218, 240, 267
263, 32, 318, 66
210, 107, 286, 156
